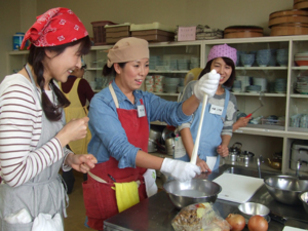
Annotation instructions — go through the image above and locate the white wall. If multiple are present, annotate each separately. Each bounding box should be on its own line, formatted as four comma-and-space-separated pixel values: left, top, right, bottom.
1, 0, 294, 80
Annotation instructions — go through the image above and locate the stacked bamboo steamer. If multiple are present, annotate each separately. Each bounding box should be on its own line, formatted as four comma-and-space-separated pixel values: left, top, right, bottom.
269, 0, 308, 36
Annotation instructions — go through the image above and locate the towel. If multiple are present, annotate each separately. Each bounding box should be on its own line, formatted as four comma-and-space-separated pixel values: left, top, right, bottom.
113, 181, 140, 213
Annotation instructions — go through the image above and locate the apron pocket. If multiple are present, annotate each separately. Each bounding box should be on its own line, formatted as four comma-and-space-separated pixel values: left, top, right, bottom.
2, 220, 33, 231
82, 181, 118, 220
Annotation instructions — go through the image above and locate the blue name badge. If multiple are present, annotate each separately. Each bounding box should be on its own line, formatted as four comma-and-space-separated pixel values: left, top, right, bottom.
137, 105, 146, 117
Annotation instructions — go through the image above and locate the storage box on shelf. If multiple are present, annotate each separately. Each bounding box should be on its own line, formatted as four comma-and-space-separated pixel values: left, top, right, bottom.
91, 20, 117, 45
105, 23, 131, 44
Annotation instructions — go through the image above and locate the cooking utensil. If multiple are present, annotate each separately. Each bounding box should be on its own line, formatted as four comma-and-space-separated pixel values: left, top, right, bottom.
190, 94, 208, 165
299, 190, 308, 214
267, 157, 282, 169
246, 91, 265, 118
264, 175, 308, 205
163, 178, 221, 209
238, 202, 270, 218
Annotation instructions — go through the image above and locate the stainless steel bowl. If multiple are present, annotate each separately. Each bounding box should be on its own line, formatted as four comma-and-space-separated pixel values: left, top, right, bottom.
238, 202, 270, 218
299, 191, 308, 214
163, 179, 222, 209
264, 175, 308, 205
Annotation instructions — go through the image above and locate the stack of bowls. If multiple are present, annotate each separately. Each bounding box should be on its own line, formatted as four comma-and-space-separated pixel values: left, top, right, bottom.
253, 77, 267, 92
236, 76, 251, 92
163, 77, 180, 93
190, 57, 200, 69
256, 49, 271, 67
154, 75, 164, 93
178, 78, 185, 93
236, 51, 246, 66
150, 55, 159, 70
145, 76, 154, 92
276, 48, 289, 66
232, 80, 242, 92
275, 78, 287, 93
178, 58, 189, 70
240, 53, 255, 67
294, 51, 308, 66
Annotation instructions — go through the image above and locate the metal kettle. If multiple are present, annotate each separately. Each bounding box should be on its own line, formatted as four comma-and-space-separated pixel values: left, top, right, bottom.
229, 142, 242, 155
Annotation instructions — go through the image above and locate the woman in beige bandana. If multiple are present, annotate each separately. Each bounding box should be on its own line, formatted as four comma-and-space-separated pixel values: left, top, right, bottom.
83, 37, 220, 230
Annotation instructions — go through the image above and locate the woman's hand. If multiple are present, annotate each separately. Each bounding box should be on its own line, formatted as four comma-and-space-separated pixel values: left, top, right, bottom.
233, 116, 251, 131
196, 157, 212, 173
65, 153, 97, 173
56, 117, 89, 147
217, 144, 229, 157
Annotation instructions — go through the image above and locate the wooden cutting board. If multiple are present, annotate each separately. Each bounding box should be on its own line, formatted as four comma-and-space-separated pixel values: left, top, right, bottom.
213, 173, 264, 203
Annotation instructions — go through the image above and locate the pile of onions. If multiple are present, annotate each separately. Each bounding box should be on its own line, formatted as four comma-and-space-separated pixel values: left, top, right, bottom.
225, 213, 246, 231
248, 215, 268, 231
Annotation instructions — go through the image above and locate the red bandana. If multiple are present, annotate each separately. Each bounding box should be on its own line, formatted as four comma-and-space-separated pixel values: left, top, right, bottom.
21, 7, 88, 49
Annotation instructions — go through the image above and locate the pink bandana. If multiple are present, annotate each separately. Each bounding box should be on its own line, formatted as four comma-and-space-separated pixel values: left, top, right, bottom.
207, 44, 237, 65
21, 7, 88, 49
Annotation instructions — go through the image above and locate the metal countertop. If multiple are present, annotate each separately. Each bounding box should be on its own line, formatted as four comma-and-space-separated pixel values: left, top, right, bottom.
104, 164, 308, 231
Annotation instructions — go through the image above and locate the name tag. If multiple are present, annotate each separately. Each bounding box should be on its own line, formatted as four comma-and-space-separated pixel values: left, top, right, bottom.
137, 105, 146, 117
209, 104, 223, 115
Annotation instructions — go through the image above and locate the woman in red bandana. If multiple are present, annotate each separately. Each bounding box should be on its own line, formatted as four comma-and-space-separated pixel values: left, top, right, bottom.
0, 7, 97, 231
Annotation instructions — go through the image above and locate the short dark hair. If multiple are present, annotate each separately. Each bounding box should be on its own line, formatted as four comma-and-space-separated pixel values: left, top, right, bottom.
198, 57, 236, 88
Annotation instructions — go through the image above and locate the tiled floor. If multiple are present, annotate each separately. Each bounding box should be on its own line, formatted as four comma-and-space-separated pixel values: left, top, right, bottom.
64, 171, 93, 231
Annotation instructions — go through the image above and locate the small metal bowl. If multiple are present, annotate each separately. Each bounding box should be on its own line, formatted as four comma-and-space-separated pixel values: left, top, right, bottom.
163, 179, 222, 209
264, 175, 308, 205
238, 202, 270, 218
299, 191, 308, 214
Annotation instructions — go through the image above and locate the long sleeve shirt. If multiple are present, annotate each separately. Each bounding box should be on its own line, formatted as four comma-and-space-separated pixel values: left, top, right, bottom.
0, 73, 71, 187
88, 80, 192, 168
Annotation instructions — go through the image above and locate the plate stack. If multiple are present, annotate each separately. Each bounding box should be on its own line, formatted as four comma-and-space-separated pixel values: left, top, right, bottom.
163, 77, 180, 93
253, 77, 267, 92
296, 75, 308, 94
275, 78, 287, 93
269, 9, 308, 36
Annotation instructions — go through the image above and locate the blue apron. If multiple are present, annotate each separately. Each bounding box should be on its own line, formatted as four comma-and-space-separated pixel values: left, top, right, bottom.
176, 89, 230, 171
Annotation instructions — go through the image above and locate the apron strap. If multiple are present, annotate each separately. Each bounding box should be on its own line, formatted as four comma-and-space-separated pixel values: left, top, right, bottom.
109, 84, 119, 108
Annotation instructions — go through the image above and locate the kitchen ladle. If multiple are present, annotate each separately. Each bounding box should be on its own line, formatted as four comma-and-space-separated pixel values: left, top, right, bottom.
190, 93, 208, 165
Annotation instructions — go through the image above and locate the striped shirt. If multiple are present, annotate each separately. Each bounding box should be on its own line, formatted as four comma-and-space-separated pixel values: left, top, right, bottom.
0, 73, 70, 187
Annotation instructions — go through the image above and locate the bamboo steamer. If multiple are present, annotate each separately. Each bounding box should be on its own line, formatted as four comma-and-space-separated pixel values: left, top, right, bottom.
269, 9, 308, 27
224, 25, 263, 38
294, 0, 308, 10
269, 9, 308, 36
270, 22, 308, 36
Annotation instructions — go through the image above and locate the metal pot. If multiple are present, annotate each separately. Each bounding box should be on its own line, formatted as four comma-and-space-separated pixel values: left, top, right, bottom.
267, 157, 282, 170
163, 178, 222, 209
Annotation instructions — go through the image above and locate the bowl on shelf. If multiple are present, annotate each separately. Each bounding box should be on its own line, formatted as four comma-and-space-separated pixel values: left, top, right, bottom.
294, 51, 308, 66
264, 175, 308, 205
240, 53, 255, 67
163, 179, 222, 209
276, 48, 289, 66
256, 49, 271, 67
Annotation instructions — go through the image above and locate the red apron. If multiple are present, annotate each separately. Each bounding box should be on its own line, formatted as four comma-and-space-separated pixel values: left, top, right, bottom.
83, 84, 149, 230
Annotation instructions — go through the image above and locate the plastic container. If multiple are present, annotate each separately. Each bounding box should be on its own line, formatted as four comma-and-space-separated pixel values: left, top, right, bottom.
13, 32, 25, 50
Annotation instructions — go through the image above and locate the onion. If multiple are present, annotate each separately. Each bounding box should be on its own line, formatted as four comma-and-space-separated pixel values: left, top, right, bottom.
247, 215, 268, 231
225, 213, 246, 231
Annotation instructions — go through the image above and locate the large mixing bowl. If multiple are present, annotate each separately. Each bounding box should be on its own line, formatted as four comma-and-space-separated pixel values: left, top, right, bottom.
264, 175, 308, 205
163, 179, 222, 209
299, 191, 308, 214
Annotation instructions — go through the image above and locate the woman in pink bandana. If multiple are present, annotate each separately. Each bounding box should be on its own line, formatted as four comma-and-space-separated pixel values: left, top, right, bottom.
0, 7, 97, 231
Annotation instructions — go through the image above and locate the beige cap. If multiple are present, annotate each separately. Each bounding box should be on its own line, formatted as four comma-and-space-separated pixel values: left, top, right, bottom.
107, 37, 149, 67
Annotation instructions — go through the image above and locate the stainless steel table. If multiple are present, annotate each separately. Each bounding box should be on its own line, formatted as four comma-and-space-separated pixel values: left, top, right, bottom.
104, 164, 308, 231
